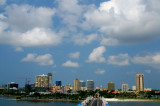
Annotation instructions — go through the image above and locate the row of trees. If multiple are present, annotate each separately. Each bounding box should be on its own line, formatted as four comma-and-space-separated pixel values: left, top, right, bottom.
0, 89, 160, 100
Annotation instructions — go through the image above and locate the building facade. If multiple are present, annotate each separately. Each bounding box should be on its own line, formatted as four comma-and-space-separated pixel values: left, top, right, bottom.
136, 73, 144, 91
7, 82, 18, 90
73, 78, 81, 91
48, 73, 52, 88
56, 81, 62, 86
122, 83, 128, 92
35, 73, 52, 89
107, 82, 115, 91
87, 80, 94, 91
80, 80, 86, 87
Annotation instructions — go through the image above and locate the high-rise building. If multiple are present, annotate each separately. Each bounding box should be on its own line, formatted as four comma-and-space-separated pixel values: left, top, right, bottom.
80, 80, 86, 87
56, 81, 62, 86
48, 73, 52, 88
87, 80, 94, 91
136, 73, 144, 91
73, 78, 81, 91
35, 73, 52, 89
107, 82, 115, 91
7, 82, 18, 90
122, 83, 128, 92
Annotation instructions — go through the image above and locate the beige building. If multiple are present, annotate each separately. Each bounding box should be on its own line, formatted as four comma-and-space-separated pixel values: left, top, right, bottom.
107, 82, 115, 91
35, 73, 52, 88
73, 78, 81, 91
65, 84, 71, 91
122, 83, 128, 92
136, 73, 144, 92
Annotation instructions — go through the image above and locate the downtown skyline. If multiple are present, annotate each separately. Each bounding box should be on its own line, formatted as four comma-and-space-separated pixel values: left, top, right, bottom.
0, 0, 160, 89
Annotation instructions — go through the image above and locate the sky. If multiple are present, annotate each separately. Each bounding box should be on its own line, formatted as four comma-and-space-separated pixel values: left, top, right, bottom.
0, 0, 160, 89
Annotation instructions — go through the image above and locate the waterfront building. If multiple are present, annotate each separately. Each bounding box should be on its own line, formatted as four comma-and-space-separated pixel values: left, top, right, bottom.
48, 73, 52, 88
132, 85, 136, 91
65, 84, 71, 91
136, 73, 144, 91
35, 73, 52, 89
144, 88, 152, 92
7, 82, 18, 90
87, 80, 94, 91
56, 81, 62, 87
80, 80, 86, 87
122, 83, 128, 92
81, 87, 87, 91
107, 82, 115, 91
73, 78, 81, 91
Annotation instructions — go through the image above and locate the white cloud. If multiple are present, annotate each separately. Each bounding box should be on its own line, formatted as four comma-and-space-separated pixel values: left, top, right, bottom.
132, 53, 160, 69
69, 52, 80, 59
107, 54, 130, 66
15, 47, 24, 52
95, 69, 106, 74
73, 34, 98, 45
87, 46, 106, 63
62, 60, 79, 67
0, 27, 61, 47
145, 70, 151, 74
6, 4, 55, 32
0, 0, 6, 5
0, 5, 62, 47
22, 53, 54, 66
0, 14, 8, 33
83, 0, 160, 45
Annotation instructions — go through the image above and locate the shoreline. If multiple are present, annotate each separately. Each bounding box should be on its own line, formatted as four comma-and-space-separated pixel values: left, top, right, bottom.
105, 98, 160, 102
0, 98, 82, 103
1, 97, 160, 102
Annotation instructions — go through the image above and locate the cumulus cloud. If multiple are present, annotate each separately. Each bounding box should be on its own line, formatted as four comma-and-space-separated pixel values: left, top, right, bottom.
107, 54, 130, 66
0, 4, 61, 47
62, 60, 79, 67
132, 53, 160, 69
0, 0, 6, 5
0, 14, 8, 33
83, 0, 160, 45
22, 53, 54, 66
73, 34, 98, 45
95, 69, 106, 74
5, 4, 55, 32
69, 52, 80, 59
0, 27, 61, 47
87, 46, 106, 63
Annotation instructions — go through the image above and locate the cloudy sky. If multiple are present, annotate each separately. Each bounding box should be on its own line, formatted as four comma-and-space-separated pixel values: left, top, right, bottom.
0, 0, 160, 89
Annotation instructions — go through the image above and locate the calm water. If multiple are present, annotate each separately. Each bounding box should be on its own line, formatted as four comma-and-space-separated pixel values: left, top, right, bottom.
109, 102, 160, 106
0, 96, 160, 106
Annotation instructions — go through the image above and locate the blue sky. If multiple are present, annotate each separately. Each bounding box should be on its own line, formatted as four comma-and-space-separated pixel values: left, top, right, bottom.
0, 0, 160, 89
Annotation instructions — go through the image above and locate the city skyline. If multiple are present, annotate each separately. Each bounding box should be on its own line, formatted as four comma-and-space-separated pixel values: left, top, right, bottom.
1, 0, 160, 89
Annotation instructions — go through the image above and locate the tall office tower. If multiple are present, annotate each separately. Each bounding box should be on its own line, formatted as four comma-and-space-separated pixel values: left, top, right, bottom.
87, 80, 94, 91
107, 82, 115, 91
35, 74, 49, 88
73, 78, 81, 91
80, 80, 86, 87
35, 73, 52, 89
122, 83, 128, 92
48, 73, 52, 88
136, 73, 144, 91
56, 81, 62, 86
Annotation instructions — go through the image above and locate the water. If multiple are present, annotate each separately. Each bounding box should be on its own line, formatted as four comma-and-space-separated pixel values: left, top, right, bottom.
0, 100, 78, 106
109, 101, 160, 106
0, 96, 160, 106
